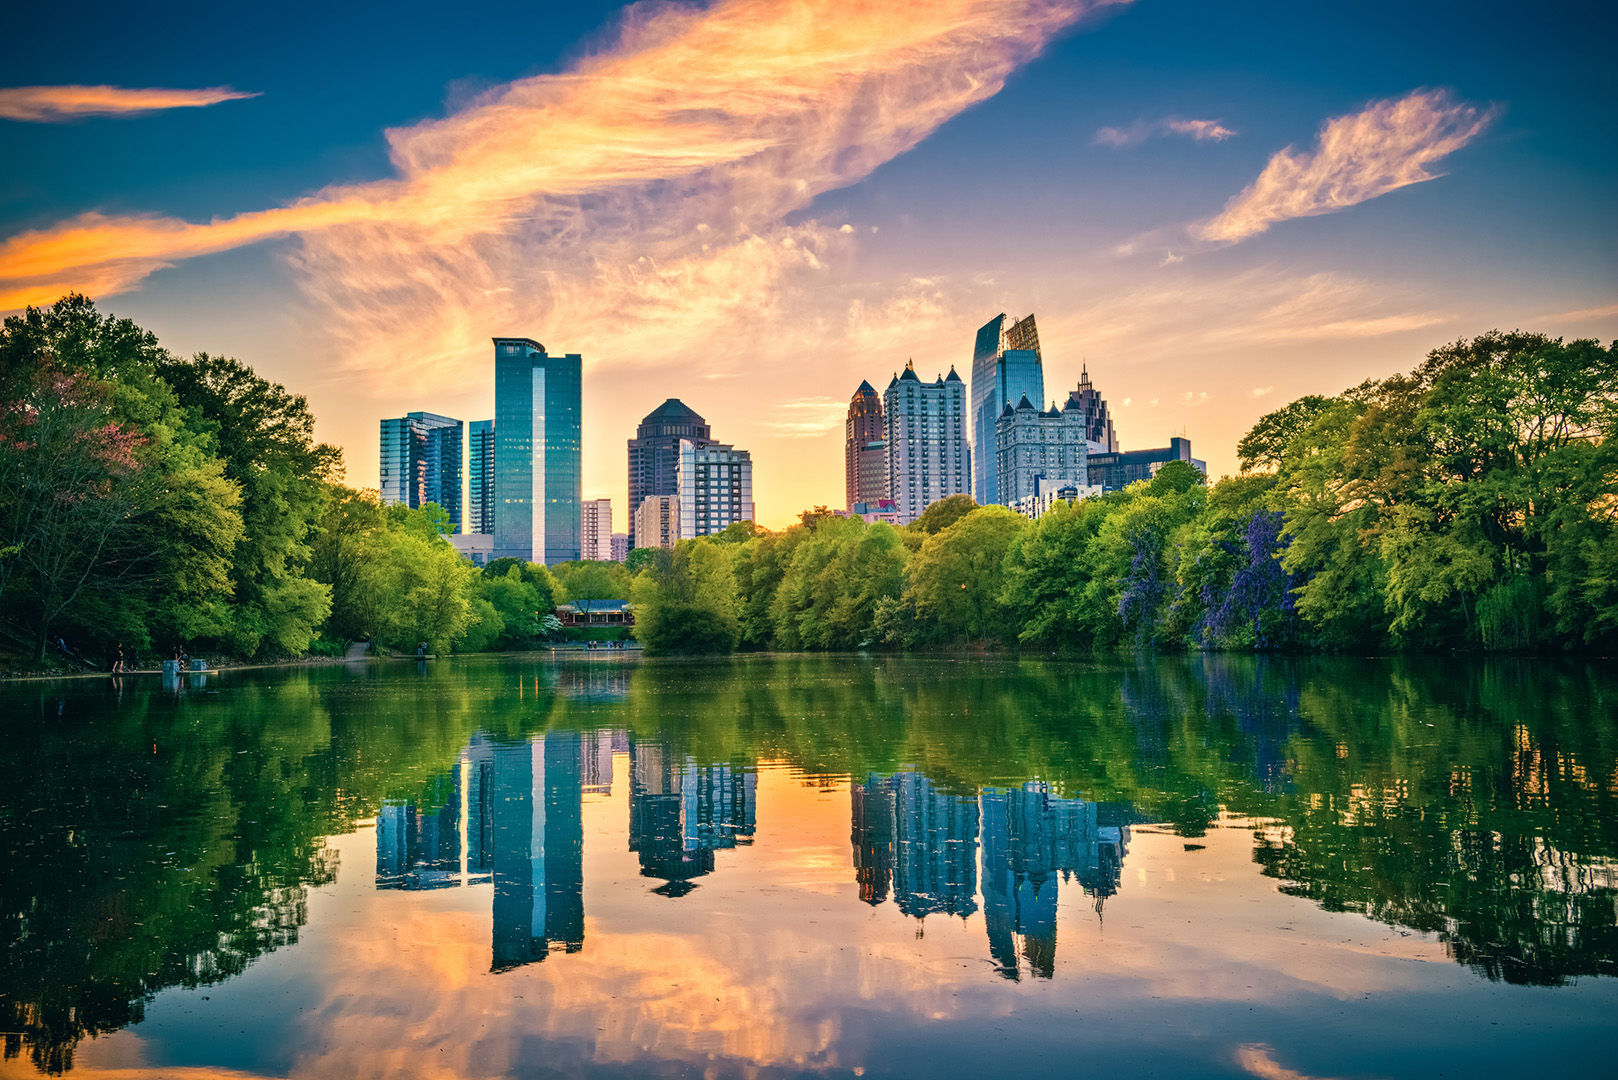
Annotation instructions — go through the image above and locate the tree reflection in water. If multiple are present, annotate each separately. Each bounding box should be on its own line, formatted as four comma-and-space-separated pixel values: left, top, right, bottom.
0, 655, 1613, 1072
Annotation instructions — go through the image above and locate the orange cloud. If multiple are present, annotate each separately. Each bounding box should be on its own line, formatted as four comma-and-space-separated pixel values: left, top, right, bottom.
1190, 88, 1494, 245
0, 0, 1129, 394
0, 85, 259, 121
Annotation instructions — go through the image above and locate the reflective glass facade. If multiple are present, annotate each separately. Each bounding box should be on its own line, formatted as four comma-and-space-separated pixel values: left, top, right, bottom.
970, 313, 1044, 506
379, 411, 463, 531
493, 338, 581, 564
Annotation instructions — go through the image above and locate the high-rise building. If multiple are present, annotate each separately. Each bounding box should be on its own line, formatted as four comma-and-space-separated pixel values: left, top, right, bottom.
1064, 366, 1119, 452
676, 440, 754, 540
580, 498, 613, 561
634, 495, 680, 550
995, 394, 1090, 506
379, 412, 464, 531
971, 313, 1045, 507
883, 361, 969, 526
1087, 436, 1206, 492
627, 399, 711, 547
493, 338, 581, 564
468, 419, 495, 535
845, 380, 887, 510
609, 534, 629, 563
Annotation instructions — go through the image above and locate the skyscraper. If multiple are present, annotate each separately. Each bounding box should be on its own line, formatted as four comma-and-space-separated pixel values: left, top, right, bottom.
883, 361, 969, 526
1064, 366, 1119, 452
468, 419, 495, 535
970, 313, 1045, 506
845, 380, 886, 510
379, 412, 463, 531
493, 338, 581, 564
676, 440, 754, 539
627, 399, 710, 547
995, 394, 1090, 506
580, 498, 613, 561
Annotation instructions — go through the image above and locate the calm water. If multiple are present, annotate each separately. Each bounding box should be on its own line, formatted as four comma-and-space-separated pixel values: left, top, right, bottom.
1, 655, 1616, 1079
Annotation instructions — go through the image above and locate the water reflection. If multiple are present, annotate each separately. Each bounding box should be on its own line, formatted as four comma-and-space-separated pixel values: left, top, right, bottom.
0, 655, 1615, 1076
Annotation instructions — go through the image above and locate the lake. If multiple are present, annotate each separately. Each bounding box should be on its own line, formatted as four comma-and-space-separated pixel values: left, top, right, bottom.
1, 654, 1615, 1079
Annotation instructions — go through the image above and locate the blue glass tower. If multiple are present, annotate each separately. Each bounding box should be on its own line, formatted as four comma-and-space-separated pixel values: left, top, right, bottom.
468, 419, 495, 535
493, 338, 581, 564
379, 411, 463, 531
970, 313, 1044, 506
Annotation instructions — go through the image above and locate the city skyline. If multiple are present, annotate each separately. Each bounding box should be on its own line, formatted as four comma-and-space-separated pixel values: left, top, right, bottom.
1, 0, 1613, 530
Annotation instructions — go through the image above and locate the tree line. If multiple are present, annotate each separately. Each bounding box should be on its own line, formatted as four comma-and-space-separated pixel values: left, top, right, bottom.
0, 296, 629, 666
634, 329, 1618, 655
3, 296, 1613, 662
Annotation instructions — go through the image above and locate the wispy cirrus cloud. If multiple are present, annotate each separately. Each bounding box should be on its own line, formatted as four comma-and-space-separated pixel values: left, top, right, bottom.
1190, 88, 1494, 245
762, 396, 852, 437
0, 84, 259, 122
1536, 301, 1618, 323
1094, 115, 1235, 148
0, 0, 1128, 385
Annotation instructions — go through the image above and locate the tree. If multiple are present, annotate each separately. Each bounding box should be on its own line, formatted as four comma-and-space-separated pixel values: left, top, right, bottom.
0, 302, 244, 659
905, 506, 1026, 643
910, 494, 978, 535
152, 352, 341, 656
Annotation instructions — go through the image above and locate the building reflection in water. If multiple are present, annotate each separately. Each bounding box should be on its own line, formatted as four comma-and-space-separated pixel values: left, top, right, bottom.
376, 730, 614, 971
378, 734, 1130, 979
628, 738, 757, 897
979, 783, 1131, 980
852, 773, 981, 922
851, 773, 1133, 978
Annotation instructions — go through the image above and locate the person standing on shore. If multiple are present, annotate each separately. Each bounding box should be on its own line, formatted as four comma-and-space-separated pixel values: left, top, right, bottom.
111, 642, 124, 674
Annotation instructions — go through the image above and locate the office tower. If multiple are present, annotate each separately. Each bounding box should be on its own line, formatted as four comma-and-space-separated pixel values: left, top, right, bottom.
883, 361, 970, 526
634, 495, 679, 550
468, 419, 495, 535
609, 533, 629, 563
1064, 366, 1119, 453
379, 412, 464, 531
995, 394, 1090, 505
970, 313, 1045, 506
845, 381, 887, 509
676, 440, 754, 539
580, 498, 613, 561
627, 399, 711, 547
489, 731, 585, 971
493, 337, 581, 564
1087, 436, 1206, 492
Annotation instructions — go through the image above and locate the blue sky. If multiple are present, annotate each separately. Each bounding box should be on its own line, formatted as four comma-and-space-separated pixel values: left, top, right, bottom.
2, 0, 1614, 527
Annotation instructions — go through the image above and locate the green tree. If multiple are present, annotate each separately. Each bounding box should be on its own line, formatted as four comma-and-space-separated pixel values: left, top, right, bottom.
910, 493, 978, 536
905, 506, 1026, 643
152, 352, 340, 656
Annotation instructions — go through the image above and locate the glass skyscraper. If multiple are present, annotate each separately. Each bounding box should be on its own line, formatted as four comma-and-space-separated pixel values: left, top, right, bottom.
970, 313, 1044, 506
468, 418, 494, 535
493, 338, 581, 564
379, 411, 463, 531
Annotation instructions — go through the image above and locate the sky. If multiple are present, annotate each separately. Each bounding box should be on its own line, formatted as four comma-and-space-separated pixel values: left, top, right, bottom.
2, 0, 1614, 531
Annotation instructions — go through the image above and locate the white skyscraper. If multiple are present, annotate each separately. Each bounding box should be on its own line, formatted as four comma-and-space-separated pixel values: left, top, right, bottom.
676, 440, 754, 539
580, 498, 613, 561
883, 361, 970, 526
